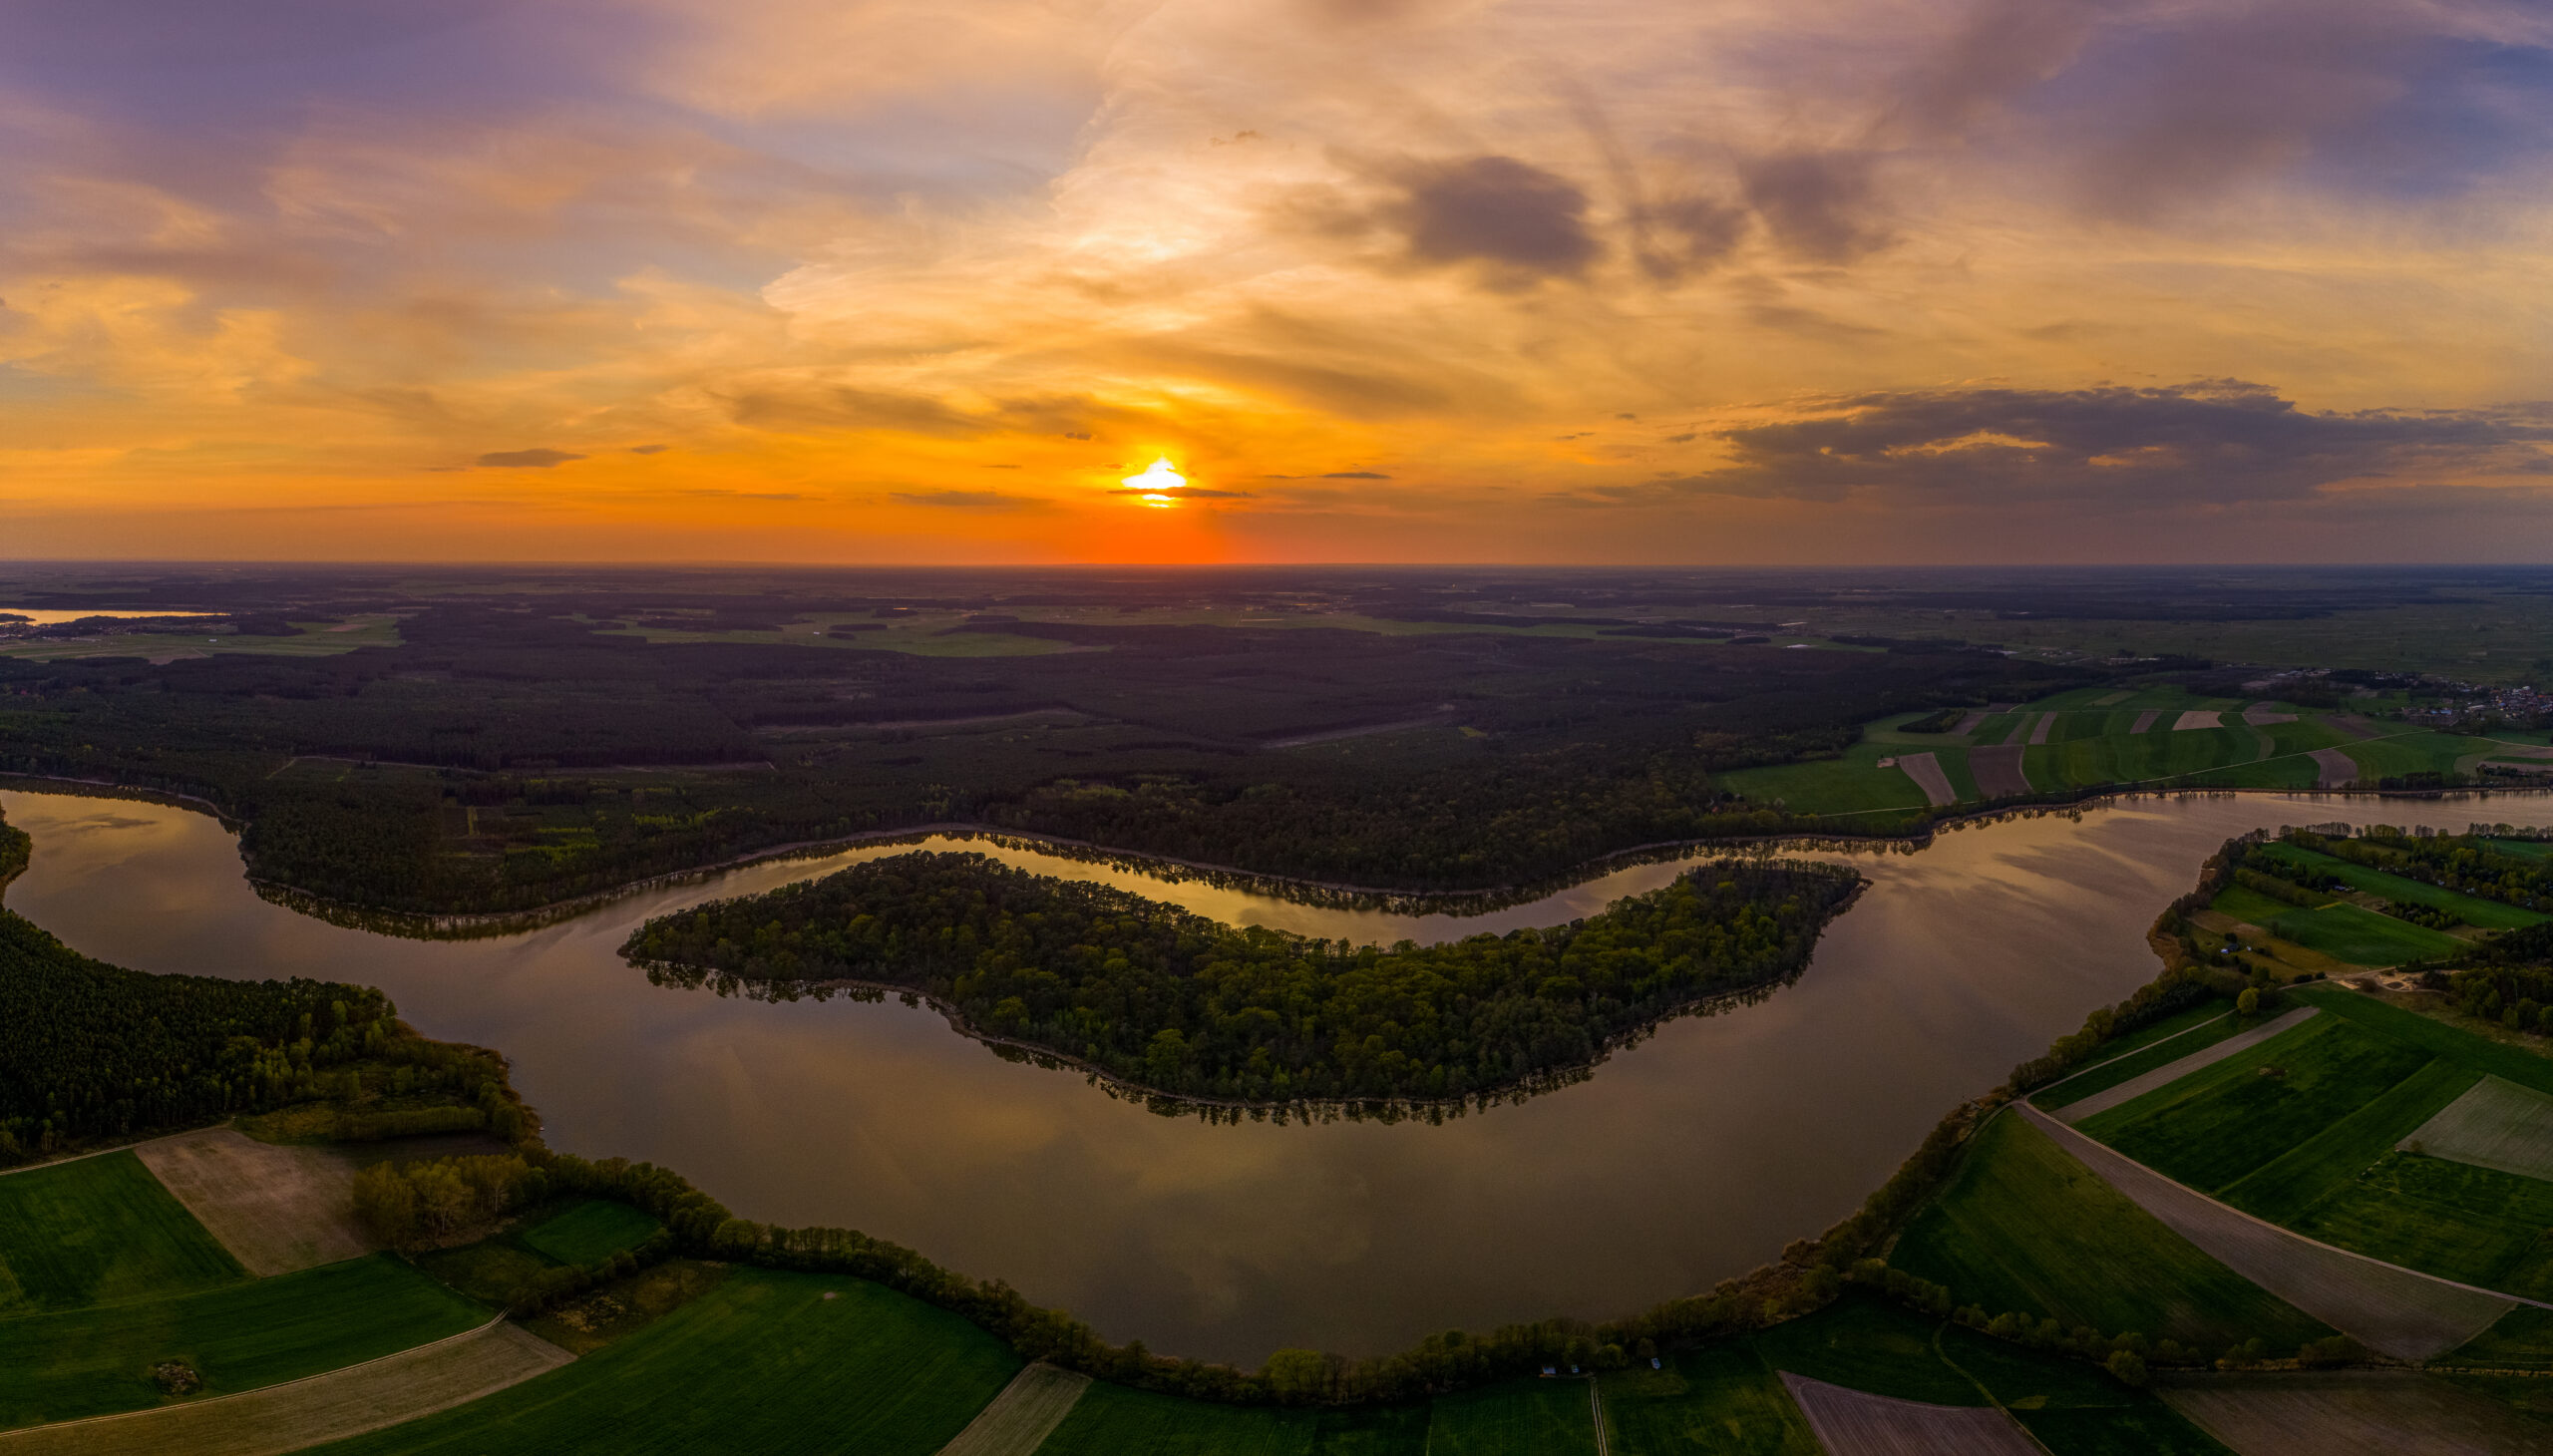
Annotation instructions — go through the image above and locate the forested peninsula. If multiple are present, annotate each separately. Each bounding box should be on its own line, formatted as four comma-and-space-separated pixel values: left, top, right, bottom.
621, 852, 1862, 1107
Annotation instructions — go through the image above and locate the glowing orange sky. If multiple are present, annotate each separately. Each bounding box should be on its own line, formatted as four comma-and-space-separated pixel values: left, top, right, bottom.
3, 0, 2550, 562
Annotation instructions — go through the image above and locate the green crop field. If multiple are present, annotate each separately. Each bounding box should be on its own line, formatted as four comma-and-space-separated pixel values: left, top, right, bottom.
2031, 1005, 2242, 1112
1426, 1378, 1600, 1456
2214, 1058, 2479, 1225
2297, 988, 2553, 1099
308, 1270, 1019, 1456
1035, 1382, 1320, 1455
2341, 731, 2495, 782
1890, 1114, 2331, 1349
2290, 1153, 2553, 1301
0, 1253, 486, 1428
521, 1201, 663, 1266
2078, 1015, 2434, 1192
2485, 840, 2553, 863
2266, 903, 2465, 965
2257, 844, 2548, 930
0, 1152, 243, 1313
2209, 884, 2326, 926
1712, 744, 1932, 820
1306, 1405, 1433, 1455
1600, 1345, 1817, 1455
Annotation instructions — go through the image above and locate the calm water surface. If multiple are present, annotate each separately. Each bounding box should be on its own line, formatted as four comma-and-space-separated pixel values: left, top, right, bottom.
5, 788, 2545, 1363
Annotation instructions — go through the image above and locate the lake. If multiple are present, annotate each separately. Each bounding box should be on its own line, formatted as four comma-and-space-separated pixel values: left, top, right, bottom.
4, 786, 2542, 1363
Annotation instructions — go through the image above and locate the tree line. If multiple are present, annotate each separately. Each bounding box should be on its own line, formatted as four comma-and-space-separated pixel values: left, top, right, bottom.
621, 852, 1861, 1106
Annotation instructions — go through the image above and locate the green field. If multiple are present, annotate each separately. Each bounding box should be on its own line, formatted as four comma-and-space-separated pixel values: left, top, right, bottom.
2214, 1058, 2479, 1225
1600, 1345, 1817, 1455
1719, 688, 2491, 815
1890, 1114, 2331, 1349
2079, 1014, 2435, 1191
1035, 1381, 1321, 1456
1427, 1378, 1601, 1456
0, 1253, 487, 1428
2209, 884, 2328, 926
2257, 844, 2548, 930
2031, 1004, 2240, 1112
520, 1201, 663, 1266
308, 1270, 1020, 1456
2266, 903, 2465, 965
0, 1152, 244, 1313
2289, 1153, 2553, 1300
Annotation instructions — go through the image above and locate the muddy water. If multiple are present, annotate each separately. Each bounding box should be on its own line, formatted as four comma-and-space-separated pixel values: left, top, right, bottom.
5, 788, 2544, 1363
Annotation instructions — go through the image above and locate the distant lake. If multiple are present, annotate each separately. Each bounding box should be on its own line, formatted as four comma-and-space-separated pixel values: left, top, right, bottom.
0, 610, 221, 625
5, 787, 2544, 1364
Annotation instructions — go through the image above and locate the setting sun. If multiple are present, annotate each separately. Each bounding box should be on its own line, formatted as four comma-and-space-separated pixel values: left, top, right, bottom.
1121, 458, 1189, 507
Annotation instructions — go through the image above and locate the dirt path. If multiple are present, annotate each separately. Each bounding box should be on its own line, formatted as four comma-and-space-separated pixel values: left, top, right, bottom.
1969, 746, 2031, 799
2016, 1105, 2519, 1359
1263, 711, 1458, 749
934, 1364, 1090, 1456
0, 1318, 569, 1456
1777, 1373, 2040, 1456
1894, 752, 1959, 808
134, 1129, 371, 1276
2158, 1370, 2553, 1456
2311, 749, 2361, 789
2050, 1007, 2319, 1124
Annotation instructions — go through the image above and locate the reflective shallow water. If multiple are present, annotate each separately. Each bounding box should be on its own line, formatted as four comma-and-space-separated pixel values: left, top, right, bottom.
5, 787, 2543, 1363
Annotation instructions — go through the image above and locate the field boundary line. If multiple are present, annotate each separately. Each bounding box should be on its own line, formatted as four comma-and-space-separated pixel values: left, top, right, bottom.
2027, 1010, 2234, 1100
0, 1310, 526, 1438
0, 1125, 224, 1180
2019, 1105, 2553, 1316
1929, 1325, 2057, 1456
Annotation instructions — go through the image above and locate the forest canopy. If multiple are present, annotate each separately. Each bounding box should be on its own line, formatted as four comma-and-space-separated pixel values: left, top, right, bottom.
622, 852, 1862, 1106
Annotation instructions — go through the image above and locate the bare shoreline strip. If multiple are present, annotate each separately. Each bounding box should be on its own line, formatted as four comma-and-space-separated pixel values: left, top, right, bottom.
2050, 1007, 2320, 1124
935, 1364, 1091, 1456
0, 1318, 569, 1456
2017, 1105, 2520, 1359
1777, 1373, 2039, 1456
1895, 752, 1959, 808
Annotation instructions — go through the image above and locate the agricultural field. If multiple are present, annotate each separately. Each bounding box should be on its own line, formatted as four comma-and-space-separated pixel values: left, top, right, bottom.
2053, 983, 2553, 1331
1890, 1113, 2333, 1350
2399, 1076, 2553, 1181
935, 1365, 1093, 1456
2077, 1014, 2437, 1193
1779, 1374, 2040, 1456
0, 1153, 244, 1313
306, 1270, 1022, 1456
1031, 1382, 1322, 1456
134, 1130, 372, 1277
2254, 844, 2549, 932
2159, 1370, 2553, 1456
0, 1253, 488, 1428
1723, 685, 2500, 818
2027, 1002, 2241, 1112
1599, 1345, 1818, 1455
2044, 1008, 2313, 1124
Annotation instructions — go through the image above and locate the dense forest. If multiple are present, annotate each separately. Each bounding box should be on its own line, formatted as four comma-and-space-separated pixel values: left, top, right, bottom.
621, 851, 1861, 1105
0, 807, 523, 1161
0, 571, 2091, 916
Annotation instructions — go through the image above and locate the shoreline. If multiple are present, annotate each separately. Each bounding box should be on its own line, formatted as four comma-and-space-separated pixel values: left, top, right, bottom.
6, 770, 2552, 942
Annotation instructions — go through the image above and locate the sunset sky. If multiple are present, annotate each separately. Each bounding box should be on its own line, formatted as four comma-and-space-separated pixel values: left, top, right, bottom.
4, 0, 2549, 562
